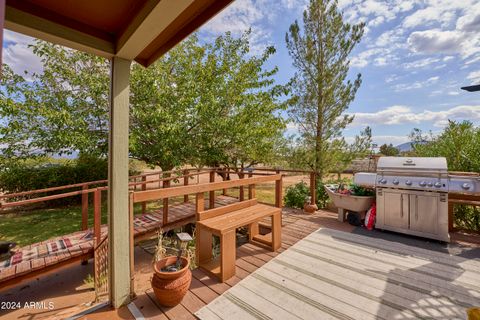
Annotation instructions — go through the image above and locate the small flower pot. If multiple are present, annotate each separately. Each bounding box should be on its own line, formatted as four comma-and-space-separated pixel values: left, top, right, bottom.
151, 256, 191, 307
303, 203, 318, 214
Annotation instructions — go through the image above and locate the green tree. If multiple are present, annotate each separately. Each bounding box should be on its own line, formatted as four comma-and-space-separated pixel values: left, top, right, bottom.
410, 120, 480, 172
0, 41, 110, 159
285, 0, 365, 178
195, 32, 288, 171
379, 143, 399, 156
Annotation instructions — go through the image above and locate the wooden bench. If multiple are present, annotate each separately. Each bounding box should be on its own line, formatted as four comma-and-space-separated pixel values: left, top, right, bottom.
196, 198, 282, 282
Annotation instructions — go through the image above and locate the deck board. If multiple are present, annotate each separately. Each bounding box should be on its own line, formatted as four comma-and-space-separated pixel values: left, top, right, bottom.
195, 228, 480, 320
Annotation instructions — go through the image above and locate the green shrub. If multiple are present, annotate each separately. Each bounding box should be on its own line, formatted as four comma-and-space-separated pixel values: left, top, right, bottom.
284, 181, 310, 209
454, 205, 480, 231
0, 156, 108, 204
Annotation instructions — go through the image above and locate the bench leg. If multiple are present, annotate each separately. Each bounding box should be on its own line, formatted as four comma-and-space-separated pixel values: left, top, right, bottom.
338, 208, 345, 222
196, 226, 212, 265
248, 222, 259, 242
220, 230, 236, 282
271, 212, 281, 251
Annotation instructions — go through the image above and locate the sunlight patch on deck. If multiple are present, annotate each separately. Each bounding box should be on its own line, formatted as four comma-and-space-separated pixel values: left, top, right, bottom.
195, 228, 480, 320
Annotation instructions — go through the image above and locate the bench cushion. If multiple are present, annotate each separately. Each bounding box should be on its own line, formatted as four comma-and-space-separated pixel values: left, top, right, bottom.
197, 203, 280, 234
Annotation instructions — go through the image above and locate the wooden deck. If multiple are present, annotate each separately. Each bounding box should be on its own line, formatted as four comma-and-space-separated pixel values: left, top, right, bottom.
196, 227, 480, 319
129, 208, 357, 320
0, 196, 238, 288
130, 209, 480, 320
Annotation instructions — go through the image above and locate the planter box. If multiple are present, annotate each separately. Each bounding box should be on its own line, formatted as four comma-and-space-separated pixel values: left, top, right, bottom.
324, 185, 375, 222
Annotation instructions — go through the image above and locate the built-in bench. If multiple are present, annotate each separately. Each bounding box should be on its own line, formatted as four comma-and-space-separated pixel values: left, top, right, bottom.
132, 172, 284, 282
196, 198, 281, 281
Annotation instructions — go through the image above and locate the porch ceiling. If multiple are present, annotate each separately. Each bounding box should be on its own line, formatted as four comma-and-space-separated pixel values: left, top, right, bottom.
4, 0, 233, 66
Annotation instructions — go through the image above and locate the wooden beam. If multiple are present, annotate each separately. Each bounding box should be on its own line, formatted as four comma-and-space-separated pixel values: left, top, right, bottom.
108, 56, 131, 308
4, 5, 114, 58
133, 174, 283, 203
116, 0, 193, 61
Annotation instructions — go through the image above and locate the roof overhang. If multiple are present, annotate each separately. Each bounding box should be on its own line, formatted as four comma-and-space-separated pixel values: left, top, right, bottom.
3, 0, 233, 66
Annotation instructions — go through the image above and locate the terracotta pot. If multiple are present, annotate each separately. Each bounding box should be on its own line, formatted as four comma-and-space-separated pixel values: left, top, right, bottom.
151, 256, 191, 307
303, 203, 318, 214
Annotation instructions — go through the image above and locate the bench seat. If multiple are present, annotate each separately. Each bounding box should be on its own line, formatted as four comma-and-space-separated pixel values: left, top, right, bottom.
197, 203, 280, 235
196, 199, 282, 281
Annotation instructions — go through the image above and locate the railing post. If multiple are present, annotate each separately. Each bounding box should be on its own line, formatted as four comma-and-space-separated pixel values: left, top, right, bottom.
129, 191, 135, 299
448, 202, 454, 232
222, 169, 228, 196
248, 172, 255, 199
310, 172, 316, 206
275, 175, 283, 226
275, 176, 283, 208
195, 192, 204, 219
209, 171, 215, 208
239, 172, 245, 201
82, 185, 88, 231
94, 189, 101, 246
183, 169, 189, 203
162, 178, 170, 225
142, 175, 147, 215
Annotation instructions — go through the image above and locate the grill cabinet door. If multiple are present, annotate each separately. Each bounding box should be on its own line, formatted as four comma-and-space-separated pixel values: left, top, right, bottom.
409, 194, 438, 235
383, 191, 409, 229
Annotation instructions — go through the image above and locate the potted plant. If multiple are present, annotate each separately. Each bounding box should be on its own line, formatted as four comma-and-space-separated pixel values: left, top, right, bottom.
151, 231, 192, 307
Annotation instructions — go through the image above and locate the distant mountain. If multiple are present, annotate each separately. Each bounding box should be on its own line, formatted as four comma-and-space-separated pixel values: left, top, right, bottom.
395, 141, 427, 152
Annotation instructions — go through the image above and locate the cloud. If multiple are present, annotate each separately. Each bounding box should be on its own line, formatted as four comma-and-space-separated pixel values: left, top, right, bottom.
392, 76, 439, 92
348, 105, 480, 127
3, 30, 43, 78
467, 70, 480, 83
402, 57, 440, 69
201, 0, 277, 55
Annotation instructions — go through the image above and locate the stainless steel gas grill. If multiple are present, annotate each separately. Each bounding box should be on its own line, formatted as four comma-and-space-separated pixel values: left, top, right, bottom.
354, 157, 480, 242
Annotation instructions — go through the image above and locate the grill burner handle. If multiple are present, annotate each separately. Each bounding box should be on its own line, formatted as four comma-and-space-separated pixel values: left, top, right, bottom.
434, 182, 442, 188
393, 179, 399, 185
405, 180, 412, 186
419, 181, 427, 187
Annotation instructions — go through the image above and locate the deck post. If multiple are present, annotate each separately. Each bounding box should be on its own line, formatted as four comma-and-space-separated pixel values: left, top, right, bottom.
183, 169, 189, 203
248, 172, 255, 199
81, 185, 88, 231
239, 172, 245, 201
209, 171, 215, 208
310, 172, 316, 206
94, 189, 101, 246
162, 178, 170, 225
275, 176, 283, 226
108, 56, 132, 308
141, 175, 147, 215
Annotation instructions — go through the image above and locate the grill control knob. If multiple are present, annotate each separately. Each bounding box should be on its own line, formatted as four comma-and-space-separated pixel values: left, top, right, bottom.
434, 182, 442, 188
419, 180, 427, 187
392, 179, 399, 185
380, 178, 387, 184
427, 181, 433, 187
462, 183, 471, 190
405, 180, 412, 186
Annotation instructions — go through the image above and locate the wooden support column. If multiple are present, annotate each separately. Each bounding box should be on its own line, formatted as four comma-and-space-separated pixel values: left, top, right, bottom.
209, 171, 215, 208
183, 169, 189, 203
108, 56, 132, 308
81, 185, 89, 231
239, 172, 245, 201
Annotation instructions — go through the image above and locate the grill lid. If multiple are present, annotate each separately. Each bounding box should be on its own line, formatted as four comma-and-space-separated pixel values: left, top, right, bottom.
377, 157, 447, 174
